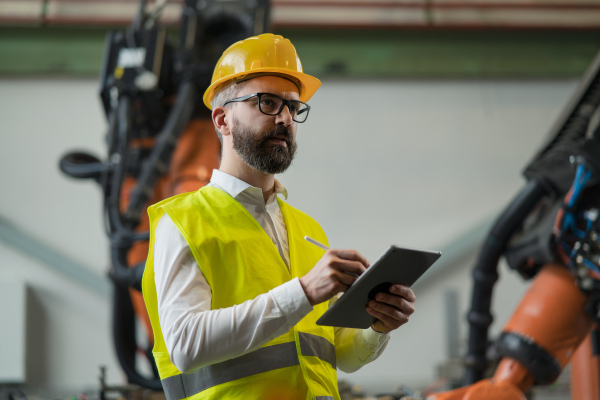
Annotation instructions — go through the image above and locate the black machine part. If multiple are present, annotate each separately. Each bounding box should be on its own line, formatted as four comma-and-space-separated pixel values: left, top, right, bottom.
99, 27, 173, 122
495, 332, 562, 385
506, 135, 600, 280
504, 200, 561, 279
524, 50, 600, 196
59, 151, 108, 183
175, 0, 271, 91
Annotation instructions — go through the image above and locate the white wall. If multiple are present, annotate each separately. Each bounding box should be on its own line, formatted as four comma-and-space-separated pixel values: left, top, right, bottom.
0, 78, 120, 390
0, 77, 579, 393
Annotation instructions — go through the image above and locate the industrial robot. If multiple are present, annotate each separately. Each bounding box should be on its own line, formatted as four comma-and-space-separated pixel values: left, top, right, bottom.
429, 50, 600, 399
60, 0, 270, 391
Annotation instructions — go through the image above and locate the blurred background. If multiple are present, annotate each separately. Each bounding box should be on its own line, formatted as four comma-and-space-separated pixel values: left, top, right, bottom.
1, 0, 600, 399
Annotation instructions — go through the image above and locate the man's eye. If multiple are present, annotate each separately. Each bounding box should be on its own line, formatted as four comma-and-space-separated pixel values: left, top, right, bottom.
261, 99, 275, 106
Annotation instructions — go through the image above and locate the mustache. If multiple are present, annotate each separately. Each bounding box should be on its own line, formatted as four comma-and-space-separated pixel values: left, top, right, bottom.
262, 125, 293, 143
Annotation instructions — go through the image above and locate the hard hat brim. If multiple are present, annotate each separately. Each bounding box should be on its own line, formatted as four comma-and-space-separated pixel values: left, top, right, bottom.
203, 68, 321, 110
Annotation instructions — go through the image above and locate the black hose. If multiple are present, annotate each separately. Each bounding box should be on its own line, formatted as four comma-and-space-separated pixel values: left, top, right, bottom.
105, 97, 149, 290
124, 81, 197, 225
108, 97, 135, 233
107, 84, 169, 391
107, 82, 196, 289
109, 245, 145, 291
463, 179, 549, 385
112, 283, 163, 391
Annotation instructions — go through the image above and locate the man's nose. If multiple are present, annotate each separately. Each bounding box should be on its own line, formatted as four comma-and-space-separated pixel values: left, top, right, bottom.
275, 105, 294, 126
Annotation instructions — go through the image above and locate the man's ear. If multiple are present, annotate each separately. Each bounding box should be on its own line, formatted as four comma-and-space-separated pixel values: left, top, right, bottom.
212, 107, 231, 137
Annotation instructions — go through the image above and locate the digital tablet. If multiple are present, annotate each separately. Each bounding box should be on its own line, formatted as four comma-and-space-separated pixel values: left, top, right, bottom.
316, 245, 441, 329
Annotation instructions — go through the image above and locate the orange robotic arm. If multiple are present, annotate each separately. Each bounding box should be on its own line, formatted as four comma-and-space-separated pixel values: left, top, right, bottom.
428, 263, 596, 400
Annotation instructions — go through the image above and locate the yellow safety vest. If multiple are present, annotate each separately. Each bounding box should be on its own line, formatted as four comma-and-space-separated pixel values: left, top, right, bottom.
142, 186, 339, 400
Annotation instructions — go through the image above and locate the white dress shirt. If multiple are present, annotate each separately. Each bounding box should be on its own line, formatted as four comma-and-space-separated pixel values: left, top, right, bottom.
154, 169, 390, 374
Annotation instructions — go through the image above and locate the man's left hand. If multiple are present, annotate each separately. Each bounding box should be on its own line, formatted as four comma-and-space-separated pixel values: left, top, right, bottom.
367, 284, 416, 334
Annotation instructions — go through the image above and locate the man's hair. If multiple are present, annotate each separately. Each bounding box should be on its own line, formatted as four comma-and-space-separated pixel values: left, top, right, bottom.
211, 80, 250, 143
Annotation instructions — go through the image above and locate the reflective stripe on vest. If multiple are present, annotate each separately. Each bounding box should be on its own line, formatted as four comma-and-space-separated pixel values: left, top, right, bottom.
299, 331, 336, 369
162, 332, 336, 400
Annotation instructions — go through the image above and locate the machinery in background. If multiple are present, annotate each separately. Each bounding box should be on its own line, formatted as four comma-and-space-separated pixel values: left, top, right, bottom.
57, 0, 600, 395
59, 0, 270, 391
428, 49, 600, 399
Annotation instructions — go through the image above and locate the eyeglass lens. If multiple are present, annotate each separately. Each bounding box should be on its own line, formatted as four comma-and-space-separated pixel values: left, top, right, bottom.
258, 94, 309, 123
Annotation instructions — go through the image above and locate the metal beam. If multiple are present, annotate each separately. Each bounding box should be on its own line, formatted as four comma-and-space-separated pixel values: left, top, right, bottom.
0, 215, 110, 297
1, 26, 599, 77
283, 28, 600, 79
0, 26, 107, 75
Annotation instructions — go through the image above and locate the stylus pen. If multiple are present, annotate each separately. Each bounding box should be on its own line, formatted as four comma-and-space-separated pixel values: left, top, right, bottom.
304, 236, 329, 251
305, 236, 361, 277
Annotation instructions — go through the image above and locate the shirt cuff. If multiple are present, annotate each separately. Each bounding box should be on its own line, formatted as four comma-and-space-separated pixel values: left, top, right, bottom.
363, 327, 390, 347
270, 278, 313, 326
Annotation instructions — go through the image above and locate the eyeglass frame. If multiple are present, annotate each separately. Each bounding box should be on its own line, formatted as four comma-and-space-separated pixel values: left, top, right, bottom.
221, 92, 311, 123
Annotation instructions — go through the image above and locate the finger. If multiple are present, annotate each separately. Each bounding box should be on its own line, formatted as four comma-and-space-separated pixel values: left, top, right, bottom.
389, 285, 416, 302
330, 257, 368, 276
371, 294, 414, 316
368, 300, 410, 325
334, 270, 359, 286
366, 305, 406, 330
329, 249, 370, 267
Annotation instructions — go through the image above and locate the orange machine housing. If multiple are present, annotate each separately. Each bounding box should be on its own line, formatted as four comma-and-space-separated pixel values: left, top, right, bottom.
429, 263, 599, 400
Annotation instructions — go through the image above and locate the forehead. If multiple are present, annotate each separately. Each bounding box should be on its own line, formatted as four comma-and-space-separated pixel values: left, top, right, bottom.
239, 76, 300, 100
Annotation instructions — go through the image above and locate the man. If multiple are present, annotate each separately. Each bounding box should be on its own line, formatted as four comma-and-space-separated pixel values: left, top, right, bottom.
142, 33, 416, 400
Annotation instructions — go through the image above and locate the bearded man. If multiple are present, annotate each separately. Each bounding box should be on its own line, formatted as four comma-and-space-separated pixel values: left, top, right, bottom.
142, 34, 417, 400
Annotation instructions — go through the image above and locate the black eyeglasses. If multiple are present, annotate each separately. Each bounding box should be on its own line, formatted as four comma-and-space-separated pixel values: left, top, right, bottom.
222, 93, 311, 123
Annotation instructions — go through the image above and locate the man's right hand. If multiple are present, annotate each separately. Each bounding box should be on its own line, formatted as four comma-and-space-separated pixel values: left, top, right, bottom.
299, 249, 370, 306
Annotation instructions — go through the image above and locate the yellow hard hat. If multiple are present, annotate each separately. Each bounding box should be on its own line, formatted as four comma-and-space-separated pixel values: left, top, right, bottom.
203, 33, 321, 110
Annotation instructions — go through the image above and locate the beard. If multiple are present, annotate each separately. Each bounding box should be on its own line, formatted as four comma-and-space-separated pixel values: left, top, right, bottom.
231, 117, 297, 174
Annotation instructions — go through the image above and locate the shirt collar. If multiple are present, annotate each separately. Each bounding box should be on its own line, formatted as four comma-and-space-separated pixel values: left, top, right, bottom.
210, 169, 288, 203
